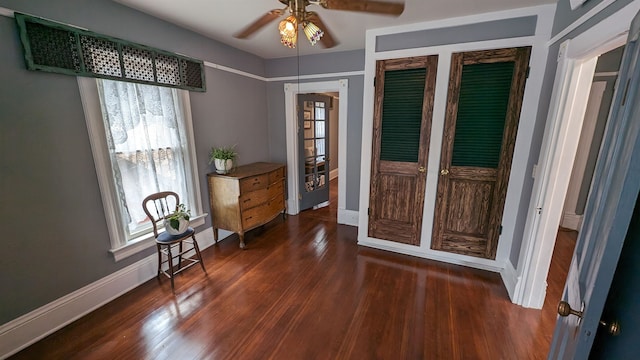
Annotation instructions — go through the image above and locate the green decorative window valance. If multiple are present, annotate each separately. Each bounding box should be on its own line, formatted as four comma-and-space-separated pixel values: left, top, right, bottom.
14, 13, 206, 92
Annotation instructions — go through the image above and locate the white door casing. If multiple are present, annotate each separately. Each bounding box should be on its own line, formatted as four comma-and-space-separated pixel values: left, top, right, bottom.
284, 79, 349, 222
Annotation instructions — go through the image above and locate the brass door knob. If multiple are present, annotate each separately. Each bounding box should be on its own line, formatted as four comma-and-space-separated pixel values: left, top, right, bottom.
440, 169, 449, 176
418, 166, 426, 173
558, 301, 583, 318
599, 320, 621, 336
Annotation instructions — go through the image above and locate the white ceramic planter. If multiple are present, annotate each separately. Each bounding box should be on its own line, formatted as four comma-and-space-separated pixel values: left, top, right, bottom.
215, 158, 233, 174
165, 217, 189, 235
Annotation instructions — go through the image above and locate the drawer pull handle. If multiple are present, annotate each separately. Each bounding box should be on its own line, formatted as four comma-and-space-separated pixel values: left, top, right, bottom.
243, 198, 251, 203
246, 216, 252, 220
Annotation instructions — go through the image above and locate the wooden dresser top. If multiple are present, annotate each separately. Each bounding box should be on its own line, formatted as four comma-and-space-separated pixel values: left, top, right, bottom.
207, 162, 284, 180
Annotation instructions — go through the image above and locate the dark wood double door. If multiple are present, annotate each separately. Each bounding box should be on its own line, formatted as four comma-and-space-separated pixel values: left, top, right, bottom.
369, 47, 531, 259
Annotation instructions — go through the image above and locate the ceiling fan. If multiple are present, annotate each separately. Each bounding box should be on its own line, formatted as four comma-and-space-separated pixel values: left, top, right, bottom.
234, 0, 405, 49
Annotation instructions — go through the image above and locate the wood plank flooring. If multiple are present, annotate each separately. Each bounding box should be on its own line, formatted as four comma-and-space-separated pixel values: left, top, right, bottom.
10, 180, 576, 359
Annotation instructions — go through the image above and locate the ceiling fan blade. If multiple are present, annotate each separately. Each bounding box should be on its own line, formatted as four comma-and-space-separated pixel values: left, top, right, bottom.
306, 13, 337, 48
234, 9, 284, 39
321, 0, 405, 16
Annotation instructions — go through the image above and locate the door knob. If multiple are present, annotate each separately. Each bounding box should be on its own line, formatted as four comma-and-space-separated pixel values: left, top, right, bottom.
418, 166, 426, 173
599, 319, 621, 336
558, 301, 583, 318
440, 169, 449, 176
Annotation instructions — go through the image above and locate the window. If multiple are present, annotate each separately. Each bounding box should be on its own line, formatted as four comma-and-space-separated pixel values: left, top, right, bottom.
79, 77, 204, 261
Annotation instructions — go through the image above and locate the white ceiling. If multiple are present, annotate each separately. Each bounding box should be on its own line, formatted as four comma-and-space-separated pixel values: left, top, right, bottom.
113, 0, 555, 59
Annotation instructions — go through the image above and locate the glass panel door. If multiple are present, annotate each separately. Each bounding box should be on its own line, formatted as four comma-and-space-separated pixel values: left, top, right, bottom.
298, 94, 331, 211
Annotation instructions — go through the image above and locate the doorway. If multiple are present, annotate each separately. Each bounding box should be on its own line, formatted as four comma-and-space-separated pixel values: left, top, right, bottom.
514, 4, 636, 308
561, 47, 625, 232
284, 80, 348, 222
297, 92, 338, 212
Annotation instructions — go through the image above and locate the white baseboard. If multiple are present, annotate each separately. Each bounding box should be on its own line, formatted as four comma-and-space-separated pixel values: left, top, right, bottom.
501, 259, 519, 301
337, 209, 359, 226
329, 168, 338, 180
357, 238, 504, 273
0, 227, 218, 360
512, 277, 546, 309
561, 213, 583, 230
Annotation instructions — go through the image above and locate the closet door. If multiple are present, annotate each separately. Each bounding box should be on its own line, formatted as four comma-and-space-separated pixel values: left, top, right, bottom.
368, 55, 438, 245
431, 47, 531, 259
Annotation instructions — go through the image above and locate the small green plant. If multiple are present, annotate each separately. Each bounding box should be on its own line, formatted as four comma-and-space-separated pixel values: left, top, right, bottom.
209, 145, 237, 163
166, 203, 191, 230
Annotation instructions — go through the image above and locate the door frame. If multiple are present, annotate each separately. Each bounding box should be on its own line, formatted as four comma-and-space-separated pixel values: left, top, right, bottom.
513, 1, 640, 308
284, 79, 348, 220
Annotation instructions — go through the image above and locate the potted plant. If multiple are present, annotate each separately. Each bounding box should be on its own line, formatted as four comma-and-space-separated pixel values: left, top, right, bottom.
165, 203, 191, 235
209, 145, 237, 174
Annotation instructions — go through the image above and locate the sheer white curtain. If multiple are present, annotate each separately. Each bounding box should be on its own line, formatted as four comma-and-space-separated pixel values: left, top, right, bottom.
97, 79, 190, 238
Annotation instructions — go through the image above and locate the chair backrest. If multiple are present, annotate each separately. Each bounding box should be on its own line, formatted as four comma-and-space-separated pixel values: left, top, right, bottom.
142, 191, 180, 238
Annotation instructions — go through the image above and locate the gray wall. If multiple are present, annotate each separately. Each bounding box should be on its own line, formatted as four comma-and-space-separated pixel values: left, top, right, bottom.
376, 16, 538, 52
551, 0, 635, 37
0, 0, 268, 324
265, 51, 365, 210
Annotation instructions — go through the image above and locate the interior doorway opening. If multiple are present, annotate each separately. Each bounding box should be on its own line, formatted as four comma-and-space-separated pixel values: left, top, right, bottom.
514, 8, 632, 309
560, 47, 625, 232
284, 79, 349, 222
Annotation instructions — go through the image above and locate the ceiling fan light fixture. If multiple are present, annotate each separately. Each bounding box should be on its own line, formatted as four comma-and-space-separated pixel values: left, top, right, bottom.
278, 15, 298, 48
238, 0, 404, 49
280, 32, 297, 48
278, 15, 297, 36
303, 21, 324, 46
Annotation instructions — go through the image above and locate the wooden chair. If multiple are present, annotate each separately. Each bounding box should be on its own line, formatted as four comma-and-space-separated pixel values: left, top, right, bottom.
142, 191, 207, 291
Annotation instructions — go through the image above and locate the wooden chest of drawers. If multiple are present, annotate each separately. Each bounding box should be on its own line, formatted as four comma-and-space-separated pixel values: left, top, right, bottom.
207, 162, 286, 248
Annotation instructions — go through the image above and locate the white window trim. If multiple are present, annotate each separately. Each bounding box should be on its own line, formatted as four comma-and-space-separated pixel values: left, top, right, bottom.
78, 77, 205, 261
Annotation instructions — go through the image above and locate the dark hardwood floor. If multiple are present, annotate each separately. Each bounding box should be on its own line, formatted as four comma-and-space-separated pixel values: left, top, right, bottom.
11, 178, 577, 359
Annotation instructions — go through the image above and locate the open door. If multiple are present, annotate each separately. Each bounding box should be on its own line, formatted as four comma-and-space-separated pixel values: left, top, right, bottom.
549, 12, 640, 358
589, 193, 640, 358
298, 93, 331, 211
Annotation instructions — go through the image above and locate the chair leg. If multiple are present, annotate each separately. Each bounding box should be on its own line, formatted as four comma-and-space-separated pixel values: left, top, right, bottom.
166, 245, 175, 291
192, 235, 207, 274
156, 243, 162, 279
178, 241, 183, 270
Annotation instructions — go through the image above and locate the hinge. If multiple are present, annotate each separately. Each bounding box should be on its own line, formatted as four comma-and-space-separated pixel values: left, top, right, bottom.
499, 225, 503, 235
526, 66, 531, 79
298, 193, 302, 200
368, 207, 371, 215
373, 76, 376, 87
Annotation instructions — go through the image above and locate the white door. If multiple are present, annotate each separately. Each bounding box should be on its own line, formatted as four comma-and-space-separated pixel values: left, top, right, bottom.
548, 11, 640, 359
